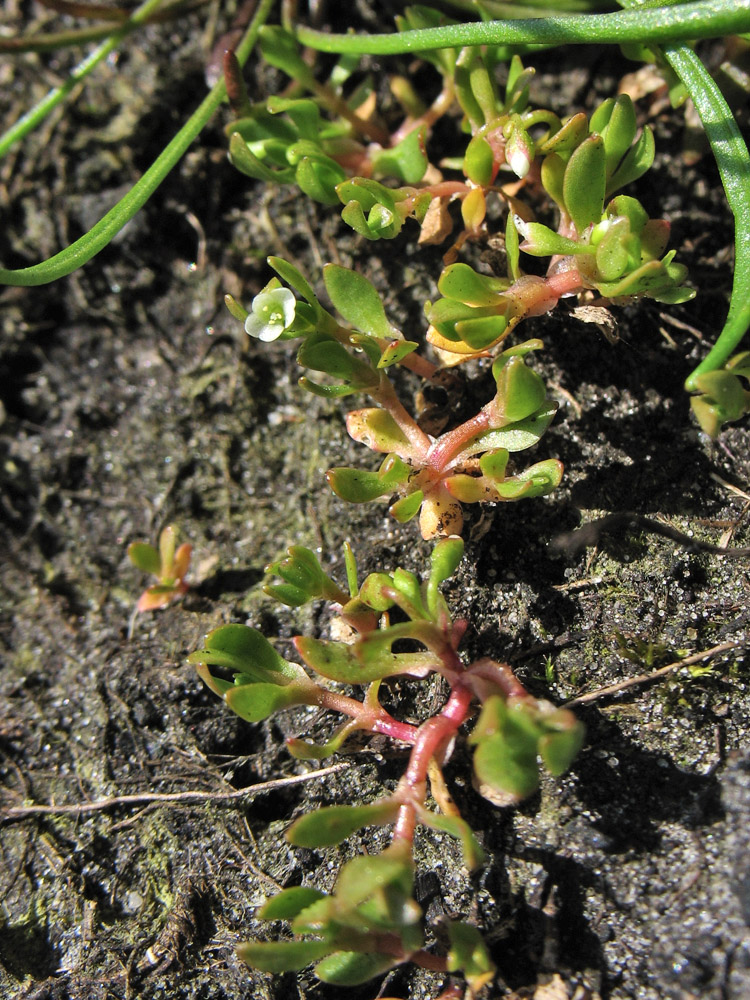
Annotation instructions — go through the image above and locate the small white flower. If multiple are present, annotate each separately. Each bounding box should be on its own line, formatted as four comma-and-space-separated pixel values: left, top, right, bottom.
244, 287, 296, 342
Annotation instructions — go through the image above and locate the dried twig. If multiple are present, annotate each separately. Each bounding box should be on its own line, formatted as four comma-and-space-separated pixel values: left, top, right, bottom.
565, 640, 745, 707
1, 763, 352, 825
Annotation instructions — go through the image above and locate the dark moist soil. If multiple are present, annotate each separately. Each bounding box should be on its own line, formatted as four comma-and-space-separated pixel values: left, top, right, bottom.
1, 3, 749, 999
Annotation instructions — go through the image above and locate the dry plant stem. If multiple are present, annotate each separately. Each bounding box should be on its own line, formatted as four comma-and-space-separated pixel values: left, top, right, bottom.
0, 763, 353, 825
565, 640, 744, 707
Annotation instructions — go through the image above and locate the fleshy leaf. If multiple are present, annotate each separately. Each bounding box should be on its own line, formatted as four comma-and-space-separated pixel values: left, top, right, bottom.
377, 340, 419, 368
258, 887, 328, 921
438, 263, 508, 307
225, 681, 311, 723
494, 355, 547, 422
267, 256, 318, 308
389, 490, 424, 523
563, 135, 606, 234
128, 542, 161, 575
288, 801, 400, 848
323, 264, 393, 338
188, 624, 299, 682
371, 125, 428, 184
237, 938, 333, 974
314, 951, 400, 986
461, 402, 558, 456
294, 634, 429, 683
327, 466, 393, 503
346, 409, 413, 456
417, 809, 485, 870
447, 921, 496, 993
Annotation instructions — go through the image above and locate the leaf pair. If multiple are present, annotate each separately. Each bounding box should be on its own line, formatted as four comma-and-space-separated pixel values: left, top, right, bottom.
188, 624, 313, 723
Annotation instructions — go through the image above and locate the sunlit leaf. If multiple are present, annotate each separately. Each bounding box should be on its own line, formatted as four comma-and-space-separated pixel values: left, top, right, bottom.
238, 937, 333, 973
258, 887, 327, 921
288, 801, 400, 848
324, 264, 393, 338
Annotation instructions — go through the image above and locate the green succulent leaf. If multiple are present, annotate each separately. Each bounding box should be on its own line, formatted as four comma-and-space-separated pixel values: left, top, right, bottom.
447, 921, 496, 992
295, 156, 347, 205
596, 94, 637, 179
438, 263, 508, 307
493, 355, 548, 422
377, 339, 419, 368
314, 951, 400, 986
297, 332, 378, 389
128, 542, 161, 575
345, 408, 414, 455
515, 219, 588, 258
540, 151, 566, 214
455, 314, 509, 350
539, 719, 586, 776
258, 24, 315, 84
267, 255, 318, 308
538, 111, 588, 156
563, 134, 606, 233
608, 125, 655, 195
371, 125, 428, 184
258, 887, 328, 921
462, 402, 558, 456
478, 448, 510, 481
335, 848, 415, 911
464, 133, 495, 186
389, 490, 424, 523
266, 95, 321, 139
238, 938, 333, 974
417, 809, 486, 870
294, 636, 413, 683
358, 572, 397, 612
327, 466, 393, 503
188, 624, 295, 682
505, 209, 521, 282
225, 681, 311, 723
288, 801, 400, 848
506, 458, 564, 497
690, 366, 750, 435
228, 131, 292, 183
472, 726, 540, 802
323, 264, 393, 338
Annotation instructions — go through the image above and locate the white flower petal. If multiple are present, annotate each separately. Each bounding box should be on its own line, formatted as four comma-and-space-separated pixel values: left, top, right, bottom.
259, 324, 284, 342
244, 313, 268, 339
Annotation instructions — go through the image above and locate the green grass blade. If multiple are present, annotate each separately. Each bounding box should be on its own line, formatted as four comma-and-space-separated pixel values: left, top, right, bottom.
661, 45, 750, 388
0, 0, 168, 162
0, 0, 276, 287
295, 0, 750, 54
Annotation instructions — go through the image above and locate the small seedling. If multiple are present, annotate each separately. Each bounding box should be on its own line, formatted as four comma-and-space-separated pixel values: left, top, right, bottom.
128, 524, 192, 612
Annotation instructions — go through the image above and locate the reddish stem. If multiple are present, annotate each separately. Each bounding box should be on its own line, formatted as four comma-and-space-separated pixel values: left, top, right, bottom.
425, 408, 491, 472
372, 375, 433, 460
313, 688, 419, 745
392, 683, 474, 843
